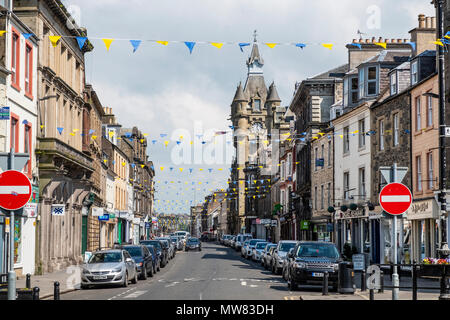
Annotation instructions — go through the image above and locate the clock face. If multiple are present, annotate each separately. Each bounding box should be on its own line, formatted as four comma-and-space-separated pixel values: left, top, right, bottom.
251, 122, 263, 134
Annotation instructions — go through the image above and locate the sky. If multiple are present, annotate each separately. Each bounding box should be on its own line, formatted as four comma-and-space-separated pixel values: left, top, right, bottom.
61, 0, 435, 214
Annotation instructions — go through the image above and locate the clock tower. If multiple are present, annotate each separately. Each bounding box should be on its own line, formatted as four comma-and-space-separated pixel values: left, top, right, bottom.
229, 33, 282, 234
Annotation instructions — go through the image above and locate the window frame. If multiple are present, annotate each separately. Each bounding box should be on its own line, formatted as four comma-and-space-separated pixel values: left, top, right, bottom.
390, 71, 397, 95
358, 68, 365, 99
427, 152, 433, 190
343, 172, 350, 200
393, 113, 399, 146
411, 61, 418, 85
11, 27, 21, 92
343, 126, 350, 154
24, 123, 32, 177
366, 65, 378, 96
24, 41, 33, 100
416, 96, 421, 131
379, 119, 384, 151
416, 156, 422, 192
10, 112, 19, 152
426, 94, 433, 127
358, 119, 365, 148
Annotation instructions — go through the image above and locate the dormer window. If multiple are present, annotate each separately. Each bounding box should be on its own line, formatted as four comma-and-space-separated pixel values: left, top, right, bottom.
343, 76, 359, 107
367, 66, 378, 96
254, 99, 261, 111
390, 72, 397, 95
411, 61, 418, 85
358, 65, 379, 98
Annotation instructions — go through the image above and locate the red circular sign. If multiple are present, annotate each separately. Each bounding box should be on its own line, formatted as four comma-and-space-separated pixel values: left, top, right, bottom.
379, 182, 412, 215
0, 170, 32, 211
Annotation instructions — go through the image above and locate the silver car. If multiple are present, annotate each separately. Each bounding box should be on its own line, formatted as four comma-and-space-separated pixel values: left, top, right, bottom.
81, 249, 138, 288
252, 241, 268, 261
272, 240, 299, 275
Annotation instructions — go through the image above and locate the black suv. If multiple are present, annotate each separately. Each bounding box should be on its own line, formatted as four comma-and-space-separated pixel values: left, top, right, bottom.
140, 240, 169, 268
286, 241, 342, 291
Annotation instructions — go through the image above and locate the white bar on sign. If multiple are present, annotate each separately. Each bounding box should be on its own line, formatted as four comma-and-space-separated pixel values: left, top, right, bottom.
381, 195, 410, 202
0, 186, 30, 194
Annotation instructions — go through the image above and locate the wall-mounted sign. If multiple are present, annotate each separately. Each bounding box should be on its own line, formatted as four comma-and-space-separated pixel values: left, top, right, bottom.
0, 107, 10, 120
300, 220, 310, 230
315, 158, 324, 167
23, 203, 38, 218
51, 204, 65, 216
92, 207, 104, 217
98, 214, 110, 221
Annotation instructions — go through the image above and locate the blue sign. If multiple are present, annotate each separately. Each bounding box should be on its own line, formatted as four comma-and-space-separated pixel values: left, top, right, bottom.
316, 158, 324, 167
0, 107, 10, 120
98, 214, 110, 221
145, 222, 151, 229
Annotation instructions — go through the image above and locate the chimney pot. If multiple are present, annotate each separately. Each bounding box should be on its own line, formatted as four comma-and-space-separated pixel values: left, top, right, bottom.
431, 17, 436, 29
397, 39, 403, 43
404, 39, 408, 43
385, 39, 390, 43
371, 37, 376, 43
418, 14, 426, 28
425, 16, 431, 28
352, 39, 356, 43
391, 39, 396, 43
378, 37, 383, 43
366, 39, 370, 43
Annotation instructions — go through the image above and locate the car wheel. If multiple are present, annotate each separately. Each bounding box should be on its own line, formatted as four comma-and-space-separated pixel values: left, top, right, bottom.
149, 265, 154, 277
80, 283, 89, 290
131, 271, 138, 284
157, 261, 161, 272
141, 267, 148, 280
123, 272, 129, 287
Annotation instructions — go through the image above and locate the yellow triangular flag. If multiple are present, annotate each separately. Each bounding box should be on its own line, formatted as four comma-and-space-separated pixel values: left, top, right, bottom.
179, 168, 184, 172
433, 40, 444, 47
0, 31, 6, 37
375, 42, 387, 49
69, 132, 75, 136
265, 43, 277, 48
40, 125, 45, 129
160, 166, 164, 171
211, 43, 223, 49
122, 162, 126, 166
140, 139, 144, 143
157, 41, 168, 46
108, 131, 114, 138
339, 134, 343, 138
92, 135, 97, 140
164, 140, 169, 147
102, 38, 114, 51
322, 43, 333, 50
49, 36, 61, 47
141, 164, 145, 168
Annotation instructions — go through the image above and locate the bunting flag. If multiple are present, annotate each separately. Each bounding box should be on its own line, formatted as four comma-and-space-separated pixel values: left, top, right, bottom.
349, 43, 361, 50
407, 42, 416, 51
89, 129, 95, 135
92, 135, 97, 140
296, 43, 306, 49
49, 35, 61, 47
0, 31, 6, 37
179, 168, 184, 172
239, 43, 250, 52
445, 31, 450, 39
57, 127, 63, 135
322, 43, 333, 50
265, 43, 277, 48
375, 42, 387, 49
23, 33, 33, 40
433, 40, 444, 46
164, 140, 169, 147
184, 41, 196, 54
103, 38, 114, 51
156, 40, 169, 46
130, 40, 142, 53
76, 37, 87, 50
160, 166, 164, 171
211, 42, 223, 49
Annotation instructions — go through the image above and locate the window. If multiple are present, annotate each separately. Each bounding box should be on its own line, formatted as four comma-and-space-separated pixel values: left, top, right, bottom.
427, 152, 433, 190
359, 167, 366, 198
358, 119, 365, 148
343, 126, 350, 154
393, 113, 399, 146
327, 182, 331, 207
24, 124, 32, 176
411, 61, 418, 85
367, 66, 377, 96
343, 78, 348, 106
11, 29, 20, 90
287, 153, 292, 176
254, 99, 261, 112
379, 120, 384, 151
321, 144, 324, 168
10, 114, 19, 151
416, 156, 422, 191
344, 172, 350, 200
327, 141, 332, 167
314, 186, 318, 210
281, 160, 285, 181
351, 77, 358, 104
281, 189, 285, 209
25, 43, 33, 98
427, 94, 433, 127
314, 147, 318, 171
358, 68, 365, 99
390, 72, 397, 95
321, 185, 324, 210
416, 97, 421, 131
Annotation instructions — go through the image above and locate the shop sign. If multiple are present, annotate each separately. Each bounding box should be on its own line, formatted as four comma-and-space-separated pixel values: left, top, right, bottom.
92, 207, 104, 217
98, 214, 110, 221
119, 211, 129, 219
260, 219, 271, 225
23, 203, 38, 218
336, 209, 366, 220
405, 199, 439, 220
145, 222, 151, 229
271, 220, 277, 227
300, 220, 310, 230
279, 216, 286, 222
51, 204, 65, 216
0, 107, 10, 120
109, 214, 116, 219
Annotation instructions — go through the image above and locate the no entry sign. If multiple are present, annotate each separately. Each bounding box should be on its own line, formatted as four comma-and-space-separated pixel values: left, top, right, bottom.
0, 170, 32, 211
379, 182, 412, 215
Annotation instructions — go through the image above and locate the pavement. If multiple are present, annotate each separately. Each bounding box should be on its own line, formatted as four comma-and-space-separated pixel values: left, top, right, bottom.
11, 243, 446, 300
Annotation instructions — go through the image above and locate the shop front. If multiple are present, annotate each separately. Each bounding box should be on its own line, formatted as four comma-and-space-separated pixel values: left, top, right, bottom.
405, 198, 439, 263
311, 217, 332, 242
118, 211, 130, 244
132, 217, 140, 244
334, 208, 369, 258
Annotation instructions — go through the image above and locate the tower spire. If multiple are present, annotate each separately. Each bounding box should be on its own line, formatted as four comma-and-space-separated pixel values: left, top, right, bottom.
253, 29, 258, 43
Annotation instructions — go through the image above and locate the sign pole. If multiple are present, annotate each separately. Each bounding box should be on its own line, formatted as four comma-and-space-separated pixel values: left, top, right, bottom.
7, 148, 15, 300
392, 163, 399, 300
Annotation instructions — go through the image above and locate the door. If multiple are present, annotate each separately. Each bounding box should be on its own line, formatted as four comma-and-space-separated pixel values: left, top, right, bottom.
371, 220, 381, 264
81, 215, 88, 254
117, 220, 122, 244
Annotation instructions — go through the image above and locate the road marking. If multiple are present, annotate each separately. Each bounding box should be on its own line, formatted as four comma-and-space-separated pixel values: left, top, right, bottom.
165, 281, 180, 288
249, 284, 258, 288
241, 281, 247, 286
123, 290, 147, 299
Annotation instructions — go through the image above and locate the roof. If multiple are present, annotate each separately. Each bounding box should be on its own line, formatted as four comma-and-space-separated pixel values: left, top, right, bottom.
267, 82, 281, 102
232, 82, 247, 102
360, 50, 411, 65
307, 64, 349, 80
247, 42, 264, 66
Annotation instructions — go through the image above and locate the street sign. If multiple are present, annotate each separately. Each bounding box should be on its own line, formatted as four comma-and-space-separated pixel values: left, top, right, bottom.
98, 214, 110, 221
0, 107, 10, 120
366, 265, 381, 290
379, 183, 412, 215
445, 127, 450, 137
380, 166, 408, 184
51, 204, 65, 216
0, 170, 32, 211
352, 254, 365, 271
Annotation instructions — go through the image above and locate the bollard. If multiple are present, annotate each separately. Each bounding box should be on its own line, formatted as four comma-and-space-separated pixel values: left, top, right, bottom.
322, 272, 329, 296
412, 261, 417, 301
26, 274, 31, 289
7, 271, 16, 300
54, 281, 60, 300
32, 287, 39, 300
361, 270, 366, 292
369, 288, 374, 300
378, 271, 384, 293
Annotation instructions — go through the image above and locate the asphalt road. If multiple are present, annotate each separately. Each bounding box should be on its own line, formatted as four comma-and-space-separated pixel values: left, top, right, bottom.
62, 242, 296, 300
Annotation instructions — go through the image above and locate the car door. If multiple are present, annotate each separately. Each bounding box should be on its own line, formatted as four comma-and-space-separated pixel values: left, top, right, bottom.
143, 246, 150, 272
123, 251, 133, 276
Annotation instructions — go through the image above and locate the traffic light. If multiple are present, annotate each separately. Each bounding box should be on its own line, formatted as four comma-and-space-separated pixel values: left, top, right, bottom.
437, 192, 447, 211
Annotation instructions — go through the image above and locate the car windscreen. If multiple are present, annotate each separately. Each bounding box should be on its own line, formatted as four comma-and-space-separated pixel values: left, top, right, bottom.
88, 252, 122, 263
187, 238, 199, 243
279, 242, 297, 252
145, 246, 155, 254
256, 242, 268, 249
266, 244, 277, 251
141, 241, 161, 249
296, 243, 340, 259
170, 238, 177, 242
124, 247, 143, 257
243, 236, 252, 241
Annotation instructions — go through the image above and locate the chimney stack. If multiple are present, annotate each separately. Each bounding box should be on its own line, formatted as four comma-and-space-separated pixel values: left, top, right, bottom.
418, 14, 426, 28
409, 14, 436, 57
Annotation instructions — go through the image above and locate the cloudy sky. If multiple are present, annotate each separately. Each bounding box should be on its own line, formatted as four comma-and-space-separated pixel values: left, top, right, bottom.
61, 0, 434, 214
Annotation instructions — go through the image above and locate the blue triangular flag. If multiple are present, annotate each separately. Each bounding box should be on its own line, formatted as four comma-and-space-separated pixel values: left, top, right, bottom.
125, 132, 132, 138
406, 42, 416, 51
76, 37, 87, 50
239, 43, 250, 52
57, 127, 64, 135
152, 140, 157, 144
176, 141, 181, 145
89, 129, 95, 135
22, 120, 28, 125
208, 169, 213, 173
295, 43, 306, 49
189, 168, 193, 173
22, 33, 33, 40
184, 42, 195, 54
350, 43, 362, 50
130, 40, 141, 53
160, 134, 167, 138
131, 163, 136, 168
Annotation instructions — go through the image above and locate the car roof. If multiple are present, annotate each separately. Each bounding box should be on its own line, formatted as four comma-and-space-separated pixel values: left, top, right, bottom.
93, 249, 123, 254
298, 241, 336, 245
279, 240, 299, 244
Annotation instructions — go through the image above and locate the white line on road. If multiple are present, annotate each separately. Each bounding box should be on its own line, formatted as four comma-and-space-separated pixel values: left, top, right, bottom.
123, 290, 147, 299
241, 281, 247, 286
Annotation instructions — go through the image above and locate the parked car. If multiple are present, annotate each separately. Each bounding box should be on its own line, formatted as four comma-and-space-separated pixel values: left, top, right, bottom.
245, 239, 266, 259
241, 240, 251, 257
141, 242, 160, 273
81, 249, 138, 289
141, 240, 168, 268
286, 241, 341, 291
221, 234, 230, 245
230, 236, 236, 249
185, 237, 202, 251
235, 233, 253, 251
170, 236, 183, 251
121, 245, 154, 280
252, 241, 268, 261
282, 248, 295, 281
262, 243, 277, 269
157, 238, 175, 259
272, 240, 299, 275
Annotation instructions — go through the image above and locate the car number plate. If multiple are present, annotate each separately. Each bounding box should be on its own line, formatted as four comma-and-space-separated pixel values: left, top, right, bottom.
93, 275, 108, 280
312, 272, 324, 277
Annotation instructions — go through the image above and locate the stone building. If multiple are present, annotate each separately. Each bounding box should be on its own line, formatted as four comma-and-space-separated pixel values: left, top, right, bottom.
14, 0, 94, 273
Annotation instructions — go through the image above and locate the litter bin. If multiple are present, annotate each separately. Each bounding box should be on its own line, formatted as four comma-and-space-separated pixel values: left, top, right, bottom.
338, 262, 355, 294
